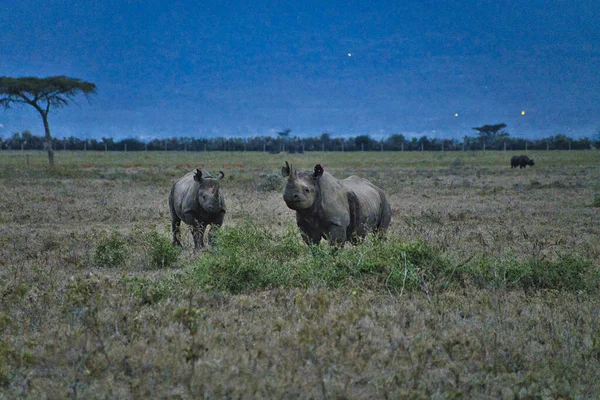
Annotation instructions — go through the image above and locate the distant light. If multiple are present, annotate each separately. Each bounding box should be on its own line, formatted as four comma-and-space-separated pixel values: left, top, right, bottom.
454, 113, 459, 117
348, 53, 352, 57
521, 110, 526, 115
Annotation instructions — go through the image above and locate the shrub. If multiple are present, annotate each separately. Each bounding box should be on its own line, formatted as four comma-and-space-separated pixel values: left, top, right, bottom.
147, 230, 181, 269
94, 231, 128, 268
257, 172, 284, 192
187, 221, 453, 294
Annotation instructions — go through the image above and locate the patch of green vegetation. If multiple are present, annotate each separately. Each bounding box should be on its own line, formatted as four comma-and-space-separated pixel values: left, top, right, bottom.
592, 194, 600, 208
94, 231, 128, 268
466, 255, 596, 291
184, 221, 452, 294
257, 172, 284, 192
146, 230, 181, 269
181, 221, 599, 295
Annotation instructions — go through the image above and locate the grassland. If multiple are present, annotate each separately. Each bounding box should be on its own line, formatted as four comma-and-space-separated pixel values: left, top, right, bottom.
1, 150, 599, 399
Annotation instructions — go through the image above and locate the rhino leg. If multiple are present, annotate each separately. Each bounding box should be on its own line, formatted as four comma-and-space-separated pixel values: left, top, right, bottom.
327, 225, 347, 247
191, 221, 206, 250
171, 218, 182, 247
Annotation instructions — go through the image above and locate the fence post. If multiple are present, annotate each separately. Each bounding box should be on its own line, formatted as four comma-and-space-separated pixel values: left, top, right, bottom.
25, 154, 30, 168
124, 143, 127, 152
525, 141, 528, 151
504, 142, 506, 151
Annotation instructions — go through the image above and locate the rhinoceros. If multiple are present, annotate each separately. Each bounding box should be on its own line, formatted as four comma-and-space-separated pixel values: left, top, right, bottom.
510, 155, 535, 169
169, 168, 226, 249
281, 162, 392, 246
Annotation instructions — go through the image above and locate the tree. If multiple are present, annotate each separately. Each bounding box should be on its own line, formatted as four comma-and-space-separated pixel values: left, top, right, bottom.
472, 123, 508, 149
0, 76, 96, 165
277, 129, 291, 152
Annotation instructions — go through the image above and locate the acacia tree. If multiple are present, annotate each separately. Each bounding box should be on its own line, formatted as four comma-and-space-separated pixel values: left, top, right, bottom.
472, 123, 508, 149
0, 76, 96, 166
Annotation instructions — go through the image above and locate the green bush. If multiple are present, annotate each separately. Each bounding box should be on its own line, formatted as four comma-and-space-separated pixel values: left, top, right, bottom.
94, 231, 128, 268
257, 172, 284, 192
147, 230, 181, 269
187, 221, 453, 294
130, 221, 598, 299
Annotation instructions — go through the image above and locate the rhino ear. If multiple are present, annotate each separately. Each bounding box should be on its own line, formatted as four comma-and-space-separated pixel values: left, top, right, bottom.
193, 169, 203, 182
281, 161, 291, 178
217, 171, 225, 181
313, 164, 324, 180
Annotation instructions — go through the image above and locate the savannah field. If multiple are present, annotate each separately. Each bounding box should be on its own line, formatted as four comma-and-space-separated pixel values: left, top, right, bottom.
1, 149, 599, 399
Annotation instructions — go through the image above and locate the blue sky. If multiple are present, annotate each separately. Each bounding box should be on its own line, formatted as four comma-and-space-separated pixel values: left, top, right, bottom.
1, 0, 599, 140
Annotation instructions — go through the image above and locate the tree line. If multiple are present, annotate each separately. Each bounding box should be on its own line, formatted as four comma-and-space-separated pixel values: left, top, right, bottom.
2, 76, 598, 167
2, 130, 598, 152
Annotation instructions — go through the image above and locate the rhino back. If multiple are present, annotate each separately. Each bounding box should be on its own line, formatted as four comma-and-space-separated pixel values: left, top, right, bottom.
316, 172, 351, 226
170, 171, 201, 222
341, 176, 387, 233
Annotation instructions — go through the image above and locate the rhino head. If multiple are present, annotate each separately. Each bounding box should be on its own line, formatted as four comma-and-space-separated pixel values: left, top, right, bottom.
281, 161, 324, 210
193, 169, 224, 213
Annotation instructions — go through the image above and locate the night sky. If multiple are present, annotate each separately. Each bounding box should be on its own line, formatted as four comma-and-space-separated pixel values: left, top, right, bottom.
1, 0, 599, 140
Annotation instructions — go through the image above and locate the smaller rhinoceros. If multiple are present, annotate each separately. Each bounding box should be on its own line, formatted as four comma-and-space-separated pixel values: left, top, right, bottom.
281, 161, 392, 246
169, 168, 226, 249
510, 155, 535, 169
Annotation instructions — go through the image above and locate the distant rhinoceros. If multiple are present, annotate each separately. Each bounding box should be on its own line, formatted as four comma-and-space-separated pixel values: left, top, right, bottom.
511, 155, 535, 169
169, 168, 226, 249
281, 162, 392, 246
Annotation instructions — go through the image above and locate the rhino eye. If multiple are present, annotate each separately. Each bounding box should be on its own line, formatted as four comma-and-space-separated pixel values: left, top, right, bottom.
304, 187, 310, 193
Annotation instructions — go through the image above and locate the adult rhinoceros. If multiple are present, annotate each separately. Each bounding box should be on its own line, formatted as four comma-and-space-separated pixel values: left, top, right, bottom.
281, 162, 391, 246
510, 155, 535, 169
169, 168, 225, 249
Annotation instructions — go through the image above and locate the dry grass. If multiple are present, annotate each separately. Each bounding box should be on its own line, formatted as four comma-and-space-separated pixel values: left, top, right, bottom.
1, 150, 599, 398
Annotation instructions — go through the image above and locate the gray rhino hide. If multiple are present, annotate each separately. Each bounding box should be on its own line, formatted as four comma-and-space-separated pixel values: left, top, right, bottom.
290, 169, 391, 246
169, 169, 226, 249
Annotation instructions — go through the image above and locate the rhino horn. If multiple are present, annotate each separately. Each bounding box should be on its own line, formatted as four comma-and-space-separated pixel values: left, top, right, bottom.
217, 171, 225, 180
